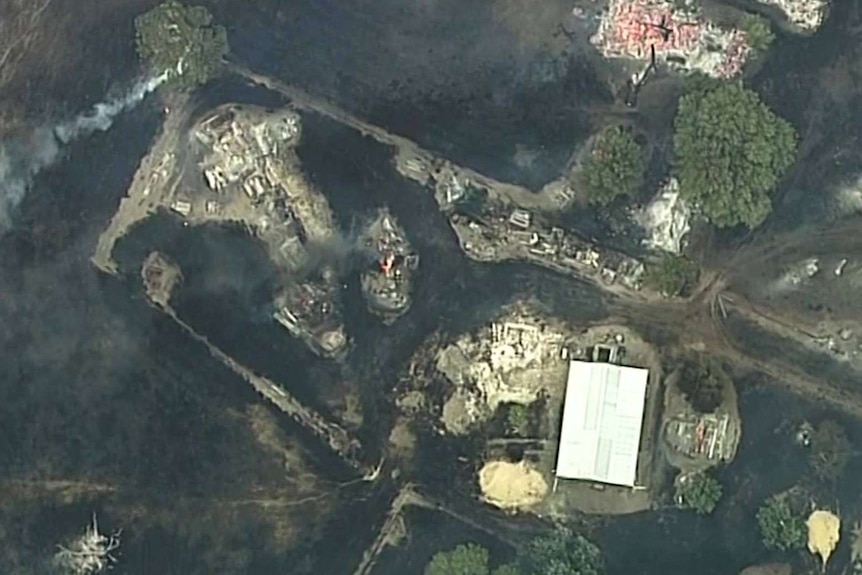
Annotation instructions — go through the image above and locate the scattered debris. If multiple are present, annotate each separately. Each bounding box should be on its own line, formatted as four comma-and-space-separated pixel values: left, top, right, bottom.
436, 310, 568, 432
665, 411, 735, 461
635, 178, 691, 254
54, 514, 120, 575
441, 388, 484, 435
360, 208, 419, 323
835, 259, 848, 276
851, 521, 862, 567
757, 0, 827, 32
141, 251, 182, 308
591, 0, 751, 78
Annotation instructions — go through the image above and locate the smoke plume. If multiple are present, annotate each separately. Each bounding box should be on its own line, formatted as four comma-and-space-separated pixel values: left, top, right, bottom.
0, 73, 166, 231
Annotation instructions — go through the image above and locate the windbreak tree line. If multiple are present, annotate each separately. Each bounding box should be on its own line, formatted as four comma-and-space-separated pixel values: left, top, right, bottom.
425, 528, 603, 575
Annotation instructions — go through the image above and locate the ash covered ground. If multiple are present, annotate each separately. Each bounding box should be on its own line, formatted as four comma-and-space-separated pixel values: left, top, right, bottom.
5, 0, 862, 574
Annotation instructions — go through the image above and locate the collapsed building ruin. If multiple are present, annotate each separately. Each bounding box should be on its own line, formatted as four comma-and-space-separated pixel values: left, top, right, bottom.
54, 515, 120, 575
635, 178, 691, 255
360, 208, 419, 323
192, 105, 347, 358
592, 0, 751, 78
423, 161, 646, 293
759, 0, 828, 31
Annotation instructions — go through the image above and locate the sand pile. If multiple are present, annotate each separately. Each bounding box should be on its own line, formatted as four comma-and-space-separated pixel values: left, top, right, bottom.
479, 460, 548, 509
807, 510, 840, 568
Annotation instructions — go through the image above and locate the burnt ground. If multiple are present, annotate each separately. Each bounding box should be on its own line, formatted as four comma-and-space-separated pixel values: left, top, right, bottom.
0, 0, 160, 138
5, 0, 862, 574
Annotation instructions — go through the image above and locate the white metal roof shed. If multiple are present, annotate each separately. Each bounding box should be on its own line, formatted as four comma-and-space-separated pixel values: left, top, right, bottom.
555, 360, 649, 487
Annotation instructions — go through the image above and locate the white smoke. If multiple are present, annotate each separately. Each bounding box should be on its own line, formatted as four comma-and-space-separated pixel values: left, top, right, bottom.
0, 72, 167, 230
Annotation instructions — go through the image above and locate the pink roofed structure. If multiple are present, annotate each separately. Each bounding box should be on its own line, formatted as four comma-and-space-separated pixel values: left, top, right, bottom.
593, 0, 751, 78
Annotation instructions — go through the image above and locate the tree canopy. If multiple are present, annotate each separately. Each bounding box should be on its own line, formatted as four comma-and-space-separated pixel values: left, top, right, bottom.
757, 495, 807, 551
672, 83, 797, 228
425, 543, 490, 575
739, 14, 775, 54
810, 420, 852, 482
424, 529, 602, 575
135, 1, 229, 89
678, 471, 722, 514
521, 528, 603, 575
581, 126, 646, 206
645, 254, 700, 297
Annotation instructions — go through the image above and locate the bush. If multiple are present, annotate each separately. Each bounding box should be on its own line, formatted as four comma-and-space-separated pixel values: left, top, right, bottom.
521, 528, 603, 575
135, 1, 229, 89
678, 472, 722, 514
757, 495, 807, 551
425, 543, 490, 575
739, 13, 775, 54
645, 254, 700, 297
581, 126, 646, 206
677, 358, 727, 413
507, 404, 530, 436
673, 83, 797, 228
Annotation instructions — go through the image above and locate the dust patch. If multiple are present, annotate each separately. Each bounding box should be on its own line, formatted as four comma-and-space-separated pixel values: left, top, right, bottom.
807, 509, 840, 568
479, 460, 548, 509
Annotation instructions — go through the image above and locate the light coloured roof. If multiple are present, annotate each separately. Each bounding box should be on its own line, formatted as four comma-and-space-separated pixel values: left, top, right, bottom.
555, 360, 649, 487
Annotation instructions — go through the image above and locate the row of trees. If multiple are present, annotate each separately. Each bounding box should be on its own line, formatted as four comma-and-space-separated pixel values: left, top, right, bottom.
425, 528, 602, 575
581, 80, 797, 231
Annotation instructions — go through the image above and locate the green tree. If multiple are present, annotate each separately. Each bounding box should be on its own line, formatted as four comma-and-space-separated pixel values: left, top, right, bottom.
645, 254, 699, 297
672, 83, 797, 228
521, 528, 603, 575
507, 404, 530, 436
757, 495, 807, 551
739, 13, 775, 54
492, 565, 523, 575
810, 420, 852, 482
581, 126, 646, 206
135, 1, 229, 89
678, 471, 722, 514
425, 543, 490, 575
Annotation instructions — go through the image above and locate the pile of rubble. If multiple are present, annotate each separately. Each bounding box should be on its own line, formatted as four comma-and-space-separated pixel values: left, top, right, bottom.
437, 313, 568, 434
591, 0, 751, 78
54, 515, 120, 575
360, 208, 419, 322
196, 107, 300, 194
450, 208, 646, 292
759, 0, 827, 31
635, 178, 691, 255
